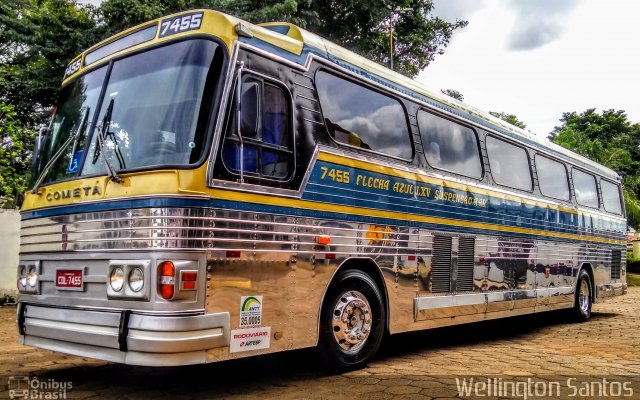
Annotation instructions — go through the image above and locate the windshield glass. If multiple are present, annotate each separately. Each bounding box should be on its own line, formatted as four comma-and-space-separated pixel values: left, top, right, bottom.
33, 39, 221, 186
34, 67, 106, 184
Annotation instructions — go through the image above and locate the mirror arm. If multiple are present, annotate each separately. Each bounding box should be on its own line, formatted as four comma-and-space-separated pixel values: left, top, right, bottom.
236, 61, 245, 183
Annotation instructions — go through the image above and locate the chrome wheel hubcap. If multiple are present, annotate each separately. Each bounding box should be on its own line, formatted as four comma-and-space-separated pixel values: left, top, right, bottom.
579, 280, 590, 314
332, 290, 372, 353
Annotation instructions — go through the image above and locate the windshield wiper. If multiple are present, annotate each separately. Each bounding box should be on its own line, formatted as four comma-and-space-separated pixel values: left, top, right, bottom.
32, 108, 89, 194
91, 98, 123, 183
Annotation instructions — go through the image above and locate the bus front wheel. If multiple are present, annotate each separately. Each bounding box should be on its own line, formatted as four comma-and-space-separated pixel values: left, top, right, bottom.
318, 269, 385, 371
573, 269, 592, 322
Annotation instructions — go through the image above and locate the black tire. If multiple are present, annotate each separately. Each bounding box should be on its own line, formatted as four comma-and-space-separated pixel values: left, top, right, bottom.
573, 269, 592, 322
318, 269, 386, 371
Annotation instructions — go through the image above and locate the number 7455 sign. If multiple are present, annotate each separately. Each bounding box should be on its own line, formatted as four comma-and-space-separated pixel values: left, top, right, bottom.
160, 12, 203, 38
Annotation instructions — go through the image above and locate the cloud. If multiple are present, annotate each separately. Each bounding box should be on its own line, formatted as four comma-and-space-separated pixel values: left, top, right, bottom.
506, 0, 579, 51
433, 0, 487, 22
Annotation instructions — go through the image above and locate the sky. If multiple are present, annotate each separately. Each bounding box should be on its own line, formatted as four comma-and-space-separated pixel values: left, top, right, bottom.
421, 0, 640, 138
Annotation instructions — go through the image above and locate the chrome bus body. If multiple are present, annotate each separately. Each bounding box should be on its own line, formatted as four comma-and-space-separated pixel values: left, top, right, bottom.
17, 10, 627, 366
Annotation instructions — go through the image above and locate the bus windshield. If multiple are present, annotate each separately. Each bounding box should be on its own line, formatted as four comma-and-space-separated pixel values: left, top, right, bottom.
34, 39, 222, 186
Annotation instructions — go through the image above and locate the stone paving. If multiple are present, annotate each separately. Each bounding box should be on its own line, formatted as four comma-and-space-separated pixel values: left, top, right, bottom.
0, 288, 639, 399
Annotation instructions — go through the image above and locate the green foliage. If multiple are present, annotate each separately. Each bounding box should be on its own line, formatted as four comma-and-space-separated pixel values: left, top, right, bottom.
626, 256, 640, 273
440, 89, 464, 101
551, 108, 640, 228
489, 111, 527, 130
0, 0, 101, 126
0, 103, 36, 207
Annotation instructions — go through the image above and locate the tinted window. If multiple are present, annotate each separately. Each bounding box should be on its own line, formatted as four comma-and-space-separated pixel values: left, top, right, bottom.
486, 136, 531, 190
222, 78, 293, 180
601, 180, 622, 214
417, 110, 482, 179
315, 71, 412, 159
573, 169, 598, 208
535, 155, 570, 200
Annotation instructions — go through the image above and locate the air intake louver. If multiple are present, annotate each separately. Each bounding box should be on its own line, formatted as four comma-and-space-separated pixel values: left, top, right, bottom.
611, 249, 622, 280
431, 235, 452, 293
457, 237, 476, 292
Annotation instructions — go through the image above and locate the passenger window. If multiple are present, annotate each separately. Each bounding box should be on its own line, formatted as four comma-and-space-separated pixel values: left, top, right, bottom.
601, 179, 622, 214
315, 70, 412, 159
572, 169, 598, 208
417, 110, 482, 179
486, 136, 532, 191
222, 78, 293, 180
535, 155, 570, 201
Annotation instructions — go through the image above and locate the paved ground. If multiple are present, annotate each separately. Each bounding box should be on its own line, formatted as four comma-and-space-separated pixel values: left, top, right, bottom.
1, 289, 639, 399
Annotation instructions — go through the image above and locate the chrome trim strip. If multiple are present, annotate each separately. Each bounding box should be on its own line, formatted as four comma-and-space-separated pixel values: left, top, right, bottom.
414, 287, 575, 321
23, 336, 209, 366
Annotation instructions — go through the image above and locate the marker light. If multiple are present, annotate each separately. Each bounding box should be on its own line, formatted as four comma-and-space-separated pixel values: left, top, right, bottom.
109, 267, 124, 292
128, 267, 144, 292
158, 261, 175, 300
181, 271, 198, 291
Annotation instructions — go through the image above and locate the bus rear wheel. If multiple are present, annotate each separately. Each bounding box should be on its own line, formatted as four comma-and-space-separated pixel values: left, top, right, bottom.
318, 269, 385, 371
573, 269, 592, 322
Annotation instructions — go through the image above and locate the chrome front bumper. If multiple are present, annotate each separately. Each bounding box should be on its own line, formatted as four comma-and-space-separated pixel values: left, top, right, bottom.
18, 303, 230, 366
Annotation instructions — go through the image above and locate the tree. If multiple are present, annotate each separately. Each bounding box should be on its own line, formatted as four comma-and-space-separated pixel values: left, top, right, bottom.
0, 103, 35, 207
440, 89, 463, 101
489, 111, 527, 130
99, 0, 468, 78
0, 0, 101, 126
551, 108, 640, 228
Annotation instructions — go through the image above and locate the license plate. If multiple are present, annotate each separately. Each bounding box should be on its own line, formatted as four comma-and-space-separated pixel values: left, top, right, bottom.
56, 269, 83, 289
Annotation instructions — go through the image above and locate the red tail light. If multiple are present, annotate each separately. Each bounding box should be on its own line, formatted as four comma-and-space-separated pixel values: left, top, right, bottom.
158, 261, 175, 300
181, 271, 198, 291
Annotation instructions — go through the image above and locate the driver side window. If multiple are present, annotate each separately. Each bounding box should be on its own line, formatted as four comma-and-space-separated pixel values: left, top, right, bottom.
221, 76, 293, 181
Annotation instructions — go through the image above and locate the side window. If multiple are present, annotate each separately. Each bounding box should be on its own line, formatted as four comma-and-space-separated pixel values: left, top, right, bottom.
315, 70, 412, 159
601, 179, 622, 214
221, 77, 293, 180
486, 136, 532, 191
535, 155, 570, 201
417, 110, 482, 179
572, 169, 598, 208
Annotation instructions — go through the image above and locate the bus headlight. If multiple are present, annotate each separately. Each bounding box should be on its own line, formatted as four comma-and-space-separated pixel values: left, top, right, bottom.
27, 267, 38, 288
128, 267, 144, 292
109, 267, 125, 292
18, 265, 27, 288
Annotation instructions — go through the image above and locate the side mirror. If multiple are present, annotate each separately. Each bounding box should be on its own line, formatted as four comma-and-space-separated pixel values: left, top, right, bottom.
239, 82, 259, 137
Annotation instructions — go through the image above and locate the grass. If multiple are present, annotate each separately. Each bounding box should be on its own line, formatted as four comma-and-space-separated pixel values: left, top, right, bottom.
627, 272, 640, 286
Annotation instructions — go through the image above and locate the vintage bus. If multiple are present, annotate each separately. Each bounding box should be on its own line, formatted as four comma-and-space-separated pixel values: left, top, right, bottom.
17, 9, 627, 369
